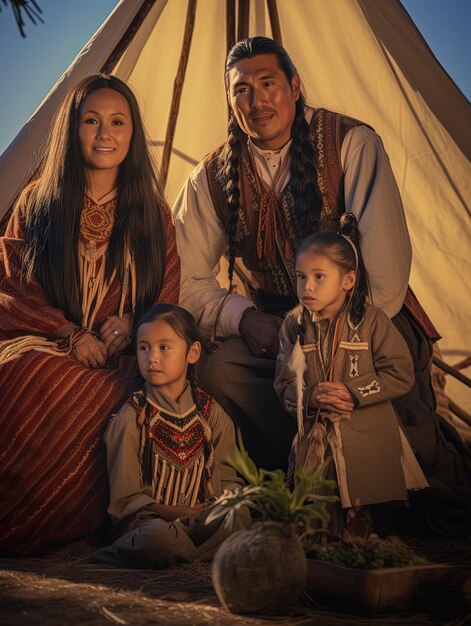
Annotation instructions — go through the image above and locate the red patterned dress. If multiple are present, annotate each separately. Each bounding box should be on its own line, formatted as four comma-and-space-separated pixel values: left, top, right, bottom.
0, 195, 180, 555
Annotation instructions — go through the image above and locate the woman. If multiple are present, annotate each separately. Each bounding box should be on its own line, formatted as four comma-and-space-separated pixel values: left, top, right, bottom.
0, 74, 180, 555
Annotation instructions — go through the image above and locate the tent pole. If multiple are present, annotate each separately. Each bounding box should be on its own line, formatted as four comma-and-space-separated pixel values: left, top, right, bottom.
266, 0, 282, 44
226, 0, 236, 53
101, 0, 157, 74
433, 356, 471, 388
237, 0, 250, 41
448, 399, 471, 428
160, 0, 198, 188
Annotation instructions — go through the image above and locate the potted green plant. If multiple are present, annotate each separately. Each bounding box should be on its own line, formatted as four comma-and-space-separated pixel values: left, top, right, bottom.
207, 440, 338, 616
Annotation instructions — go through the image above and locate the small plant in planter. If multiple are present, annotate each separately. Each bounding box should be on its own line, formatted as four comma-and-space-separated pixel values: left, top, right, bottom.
310, 535, 428, 570
305, 532, 453, 613
206, 439, 338, 616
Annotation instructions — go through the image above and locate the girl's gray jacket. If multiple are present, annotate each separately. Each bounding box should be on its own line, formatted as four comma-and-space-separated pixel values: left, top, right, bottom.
274, 303, 415, 506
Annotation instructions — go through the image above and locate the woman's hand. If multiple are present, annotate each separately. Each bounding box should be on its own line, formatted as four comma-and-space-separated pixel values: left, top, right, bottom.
99, 313, 131, 357
239, 309, 283, 358
310, 382, 355, 413
72, 332, 107, 368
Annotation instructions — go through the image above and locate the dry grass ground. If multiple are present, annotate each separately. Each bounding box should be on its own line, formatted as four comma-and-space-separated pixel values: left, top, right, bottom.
0, 536, 470, 626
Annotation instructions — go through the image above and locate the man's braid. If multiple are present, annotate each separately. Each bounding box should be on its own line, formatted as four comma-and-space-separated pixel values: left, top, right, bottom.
289, 100, 322, 238
221, 113, 243, 285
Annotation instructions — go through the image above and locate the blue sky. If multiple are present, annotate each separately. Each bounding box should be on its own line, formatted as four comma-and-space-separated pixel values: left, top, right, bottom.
0, 0, 469, 155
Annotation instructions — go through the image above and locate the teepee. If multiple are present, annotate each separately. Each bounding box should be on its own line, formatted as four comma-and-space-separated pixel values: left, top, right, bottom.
0, 0, 469, 420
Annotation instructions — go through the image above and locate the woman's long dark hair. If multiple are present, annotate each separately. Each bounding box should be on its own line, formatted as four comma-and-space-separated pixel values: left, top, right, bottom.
297, 213, 370, 325
20, 74, 167, 329
218, 36, 321, 284
136, 304, 204, 410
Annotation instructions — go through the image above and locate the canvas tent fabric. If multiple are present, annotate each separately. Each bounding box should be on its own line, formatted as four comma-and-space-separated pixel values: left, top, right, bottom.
0, 0, 469, 418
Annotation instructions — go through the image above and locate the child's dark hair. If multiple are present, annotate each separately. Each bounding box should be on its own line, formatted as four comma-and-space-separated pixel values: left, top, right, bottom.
136, 304, 204, 410
296, 213, 370, 325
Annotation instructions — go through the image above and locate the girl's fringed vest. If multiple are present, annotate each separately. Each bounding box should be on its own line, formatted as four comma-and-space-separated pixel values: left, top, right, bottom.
130, 389, 216, 507
204, 108, 364, 311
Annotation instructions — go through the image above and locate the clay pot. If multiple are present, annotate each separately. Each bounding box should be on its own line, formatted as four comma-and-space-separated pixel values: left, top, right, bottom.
212, 521, 307, 615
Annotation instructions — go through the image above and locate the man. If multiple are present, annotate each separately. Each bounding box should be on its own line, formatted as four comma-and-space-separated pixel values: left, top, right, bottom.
174, 37, 470, 533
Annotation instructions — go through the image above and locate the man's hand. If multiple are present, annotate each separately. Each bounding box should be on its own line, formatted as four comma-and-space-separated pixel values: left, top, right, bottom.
72, 333, 107, 368
239, 309, 283, 358
309, 382, 355, 413
100, 313, 132, 357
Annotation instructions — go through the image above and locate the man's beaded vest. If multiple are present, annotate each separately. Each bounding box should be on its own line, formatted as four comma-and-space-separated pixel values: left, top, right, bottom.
204, 109, 365, 313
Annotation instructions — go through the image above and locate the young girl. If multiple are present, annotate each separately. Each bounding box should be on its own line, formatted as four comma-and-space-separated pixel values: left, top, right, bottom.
95, 304, 249, 569
274, 213, 428, 529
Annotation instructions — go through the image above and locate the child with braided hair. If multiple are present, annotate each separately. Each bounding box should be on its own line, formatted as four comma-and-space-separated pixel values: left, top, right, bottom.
274, 213, 429, 532
96, 304, 249, 569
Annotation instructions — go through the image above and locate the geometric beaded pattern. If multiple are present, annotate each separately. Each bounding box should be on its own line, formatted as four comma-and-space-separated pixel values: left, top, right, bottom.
150, 407, 206, 468
129, 389, 214, 470
80, 197, 116, 246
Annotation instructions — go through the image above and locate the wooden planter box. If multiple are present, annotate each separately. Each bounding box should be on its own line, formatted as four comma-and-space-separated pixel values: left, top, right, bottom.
306, 558, 454, 614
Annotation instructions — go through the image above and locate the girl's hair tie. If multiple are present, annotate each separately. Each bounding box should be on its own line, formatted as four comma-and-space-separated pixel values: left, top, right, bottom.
339, 233, 359, 272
